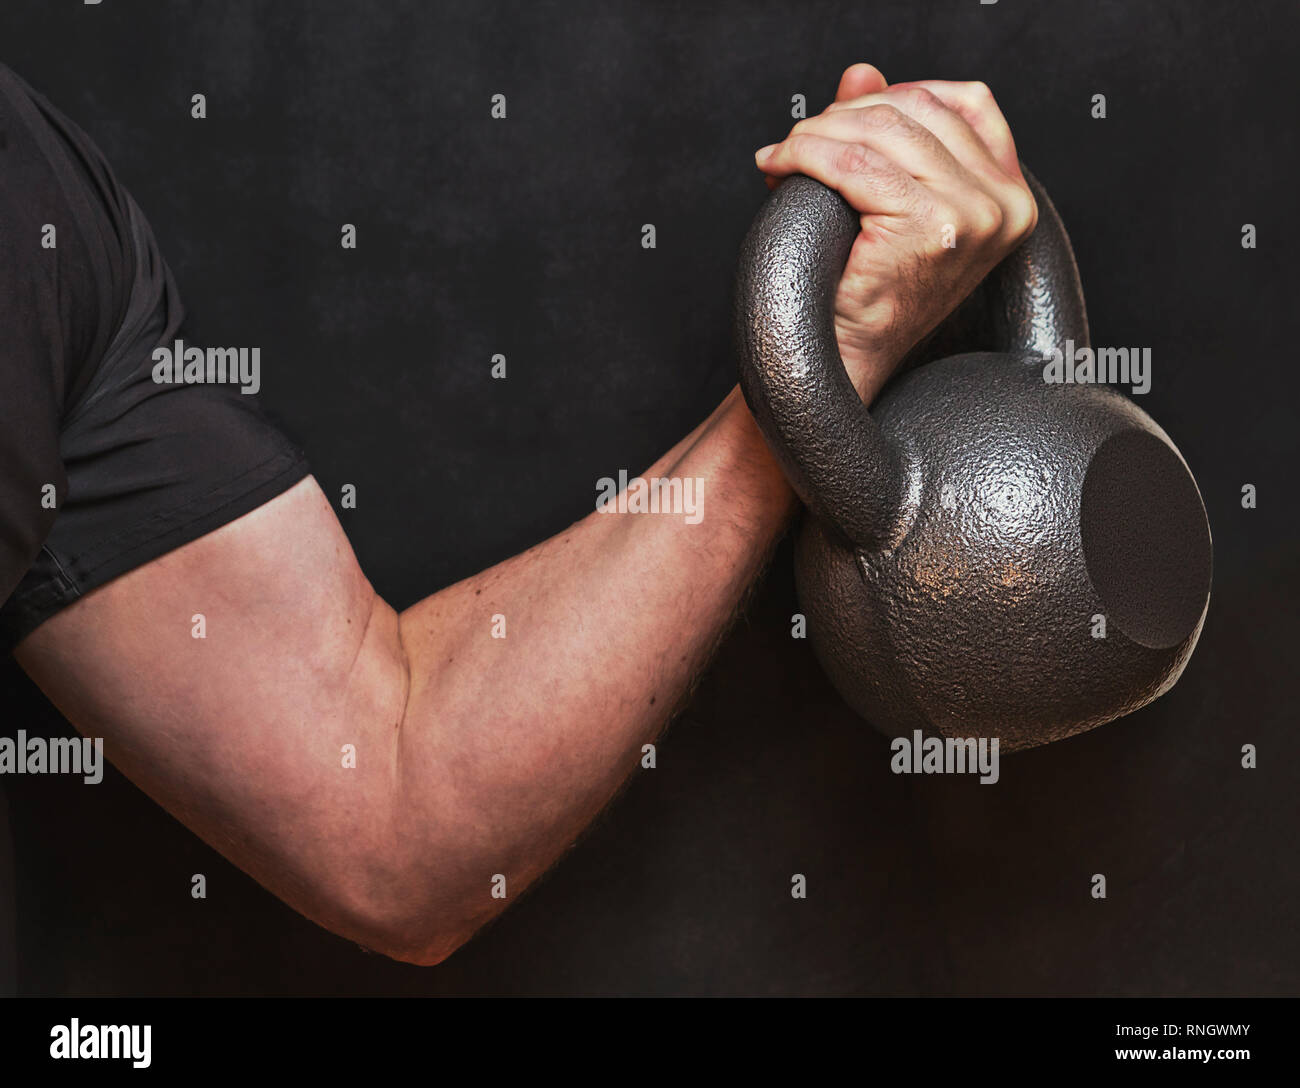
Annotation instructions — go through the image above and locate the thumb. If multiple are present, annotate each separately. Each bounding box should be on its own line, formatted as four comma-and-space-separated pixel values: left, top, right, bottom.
832, 62, 888, 105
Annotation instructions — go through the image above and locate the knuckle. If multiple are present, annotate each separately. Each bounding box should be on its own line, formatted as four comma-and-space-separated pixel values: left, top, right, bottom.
905, 87, 946, 115
834, 141, 875, 176
1020, 191, 1040, 237
783, 131, 815, 157
858, 102, 907, 133
1002, 184, 1037, 239
947, 192, 1002, 242
963, 80, 996, 106
972, 192, 1005, 238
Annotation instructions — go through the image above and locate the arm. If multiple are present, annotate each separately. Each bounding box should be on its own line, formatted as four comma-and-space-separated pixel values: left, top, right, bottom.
16, 390, 798, 964
14, 65, 1036, 964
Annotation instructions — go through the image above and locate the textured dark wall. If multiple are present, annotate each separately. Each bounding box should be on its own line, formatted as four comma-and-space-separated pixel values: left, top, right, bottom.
0, 0, 1296, 995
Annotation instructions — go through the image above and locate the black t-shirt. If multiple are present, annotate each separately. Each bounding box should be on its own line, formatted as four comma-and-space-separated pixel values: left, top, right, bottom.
0, 62, 308, 648
0, 61, 138, 604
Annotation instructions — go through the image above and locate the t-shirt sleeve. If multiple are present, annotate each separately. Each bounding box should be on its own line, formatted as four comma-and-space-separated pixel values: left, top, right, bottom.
0, 63, 130, 603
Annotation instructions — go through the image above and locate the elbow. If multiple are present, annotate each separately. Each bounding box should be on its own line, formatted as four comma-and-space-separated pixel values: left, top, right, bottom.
351, 903, 476, 968
328, 876, 481, 968
379, 928, 470, 968
300, 790, 491, 967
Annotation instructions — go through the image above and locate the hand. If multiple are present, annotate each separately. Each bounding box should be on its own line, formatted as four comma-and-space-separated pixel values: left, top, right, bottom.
754, 63, 1039, 400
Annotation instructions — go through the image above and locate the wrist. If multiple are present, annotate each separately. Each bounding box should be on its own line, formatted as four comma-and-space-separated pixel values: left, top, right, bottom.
718, 386, 801, 524
835, 322, 904, 403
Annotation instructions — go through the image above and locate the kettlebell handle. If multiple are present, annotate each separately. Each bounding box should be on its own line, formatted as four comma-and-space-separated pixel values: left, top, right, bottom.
734, 166, 1089, 550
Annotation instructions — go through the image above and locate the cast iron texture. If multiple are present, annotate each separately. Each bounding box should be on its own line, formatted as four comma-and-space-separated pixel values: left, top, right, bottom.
735, 170, 1212, 752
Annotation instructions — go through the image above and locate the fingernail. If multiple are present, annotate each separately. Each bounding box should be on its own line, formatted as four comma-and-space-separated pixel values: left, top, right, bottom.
754, 143, 777, 163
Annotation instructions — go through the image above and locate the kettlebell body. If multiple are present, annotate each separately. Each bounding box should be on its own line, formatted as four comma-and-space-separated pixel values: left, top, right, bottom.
736, 171, 1212, 752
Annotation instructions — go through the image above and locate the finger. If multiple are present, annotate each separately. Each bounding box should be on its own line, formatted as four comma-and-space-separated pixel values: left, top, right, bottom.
755, 64, 888, 190
753, 132, 925, 218
881, 81, 1035, 234
887, 79, 1022, 180
833, 62, 887, 104
777, 101, 969, 188
824, 87, 1006, 188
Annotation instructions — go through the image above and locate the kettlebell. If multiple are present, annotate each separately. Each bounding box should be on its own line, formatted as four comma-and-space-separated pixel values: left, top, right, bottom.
735, 169, 1212, 752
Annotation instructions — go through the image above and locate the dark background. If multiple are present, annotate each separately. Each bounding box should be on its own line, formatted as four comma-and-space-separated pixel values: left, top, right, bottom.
0, 0, 1296, 996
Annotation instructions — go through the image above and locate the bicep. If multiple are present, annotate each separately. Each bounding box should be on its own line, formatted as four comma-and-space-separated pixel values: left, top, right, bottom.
13, 476, 410, 933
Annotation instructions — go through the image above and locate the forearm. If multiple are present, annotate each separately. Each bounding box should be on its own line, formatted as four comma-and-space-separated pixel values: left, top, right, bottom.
13, 385, 802, 967
394, 385, 797, 949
